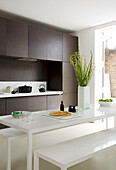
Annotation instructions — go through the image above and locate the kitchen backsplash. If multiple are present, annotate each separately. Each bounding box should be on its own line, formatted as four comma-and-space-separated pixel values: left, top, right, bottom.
0, 81, 47, 93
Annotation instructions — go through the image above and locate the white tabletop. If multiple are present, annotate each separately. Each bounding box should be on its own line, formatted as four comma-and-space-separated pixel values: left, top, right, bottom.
0, 105, 116, 134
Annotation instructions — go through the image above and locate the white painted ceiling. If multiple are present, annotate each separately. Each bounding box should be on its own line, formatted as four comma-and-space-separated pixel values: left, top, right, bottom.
0, 0, 116, 31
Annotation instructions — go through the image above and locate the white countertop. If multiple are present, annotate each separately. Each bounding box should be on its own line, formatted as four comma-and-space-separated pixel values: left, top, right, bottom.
0, 105, 116, 134
0, 91, 63, 98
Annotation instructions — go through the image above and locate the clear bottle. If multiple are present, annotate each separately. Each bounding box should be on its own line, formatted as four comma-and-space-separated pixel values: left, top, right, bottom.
60, 101, 64, 111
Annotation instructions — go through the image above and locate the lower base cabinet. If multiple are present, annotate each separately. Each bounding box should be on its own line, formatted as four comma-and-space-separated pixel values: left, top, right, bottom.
0, 99, 8, 129
4, 94, 62, 115
6, 96, 47, 114
0, 94, 63, 129
0, 99, 5, 115
28, 96, 47, 111
6, 97, 28, 115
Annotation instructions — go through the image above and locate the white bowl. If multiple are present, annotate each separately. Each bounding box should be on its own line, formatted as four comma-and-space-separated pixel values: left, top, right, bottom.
98, 101, 113, 106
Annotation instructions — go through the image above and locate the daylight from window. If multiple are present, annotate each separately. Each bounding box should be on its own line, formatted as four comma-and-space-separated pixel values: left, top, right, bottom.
104, 27, 116, 98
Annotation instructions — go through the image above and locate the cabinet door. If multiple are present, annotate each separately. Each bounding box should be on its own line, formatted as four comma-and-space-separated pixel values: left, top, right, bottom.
28, 96, 46, 111
0, 99, 5, 116
63, 62, 77, 93
63, 34, 78, 62
47, 29, 62, 61
0, 99, 8, 129
63, 93, 77, 107
0, 17, 6, 55
6, 19, 28, 58
46, 95, 62, 110
6, 97, 28, 115
29, 25, 47, 60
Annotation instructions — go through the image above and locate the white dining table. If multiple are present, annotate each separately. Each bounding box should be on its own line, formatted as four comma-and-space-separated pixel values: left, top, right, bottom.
0, 104, 116, 170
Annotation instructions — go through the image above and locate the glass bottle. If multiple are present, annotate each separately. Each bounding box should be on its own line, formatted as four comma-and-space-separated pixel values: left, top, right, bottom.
60, 101, 64, 111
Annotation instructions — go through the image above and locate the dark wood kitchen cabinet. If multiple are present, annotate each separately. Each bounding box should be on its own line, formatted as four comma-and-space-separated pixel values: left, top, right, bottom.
62, 34, 78, 107
6, 19, 28, 58
0, 99, 5, 116
6, 97, 28, 115
46, 29, 62, 61
63, 93, 77, 107
28, 96, 46, 111
63, 34, 78, 62
5, 96, 47, 114
0, 17, 6, 55
29, 25, 47, 60
0, 17, 28, 58
29, 24, 62, 61
63, 62, 77, 93
0, 99, 7, 129
62, 62, 77, 107
46, 95, 63, 110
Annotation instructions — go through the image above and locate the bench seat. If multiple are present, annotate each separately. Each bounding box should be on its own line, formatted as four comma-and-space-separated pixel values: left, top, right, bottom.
0, 128, 25, 170
34, 128, 116, 170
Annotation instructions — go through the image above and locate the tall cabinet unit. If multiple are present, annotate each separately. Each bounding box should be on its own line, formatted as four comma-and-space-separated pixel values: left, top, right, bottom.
62, 34, 78, 107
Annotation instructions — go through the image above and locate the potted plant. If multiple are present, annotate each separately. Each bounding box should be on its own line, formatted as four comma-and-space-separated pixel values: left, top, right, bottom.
70, 49, 94, 109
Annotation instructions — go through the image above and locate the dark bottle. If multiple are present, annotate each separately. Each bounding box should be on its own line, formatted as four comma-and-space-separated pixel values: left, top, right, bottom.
60, 101, 64, 111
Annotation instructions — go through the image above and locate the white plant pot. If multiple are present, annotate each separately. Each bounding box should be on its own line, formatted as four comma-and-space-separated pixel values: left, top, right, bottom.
78, 86, 90, 109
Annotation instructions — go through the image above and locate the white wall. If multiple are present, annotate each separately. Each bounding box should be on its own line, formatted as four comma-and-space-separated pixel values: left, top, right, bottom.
73, 21, 116, 104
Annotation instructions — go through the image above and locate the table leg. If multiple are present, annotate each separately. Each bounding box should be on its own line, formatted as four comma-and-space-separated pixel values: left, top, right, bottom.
34, 153, 39, 170
27, 132, 32, 170
6, 139, 11, 170
61, 167, 67, 170
114, 116, 116, 127
106, 118, 108, 129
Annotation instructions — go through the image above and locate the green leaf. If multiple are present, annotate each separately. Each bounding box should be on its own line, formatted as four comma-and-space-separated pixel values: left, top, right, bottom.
70, 49, 95, 86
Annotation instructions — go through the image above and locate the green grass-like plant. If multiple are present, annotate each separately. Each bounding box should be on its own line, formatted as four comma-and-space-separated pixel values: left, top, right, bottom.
70, 49, 94, 87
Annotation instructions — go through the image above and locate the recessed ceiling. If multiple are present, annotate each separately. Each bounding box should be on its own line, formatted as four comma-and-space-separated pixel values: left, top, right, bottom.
0, 0, 116, 31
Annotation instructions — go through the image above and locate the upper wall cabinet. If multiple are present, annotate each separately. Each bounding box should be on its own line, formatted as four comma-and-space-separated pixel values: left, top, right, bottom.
0, 18, 6, 55
0, 17, 28, 58
46, 29, 62, 61
63, 34, 78, 62
6, 19, 28, 58
29, 25, 47, 60
29, 24, 63, 61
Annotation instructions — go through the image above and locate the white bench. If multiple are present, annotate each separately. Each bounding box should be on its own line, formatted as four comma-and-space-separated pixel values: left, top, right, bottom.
34, 128, 116, 170
0, 128, 25, 170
